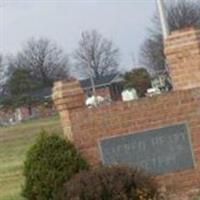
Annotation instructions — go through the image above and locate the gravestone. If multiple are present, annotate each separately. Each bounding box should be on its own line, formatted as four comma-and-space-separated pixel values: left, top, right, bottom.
99, 123, 195, 175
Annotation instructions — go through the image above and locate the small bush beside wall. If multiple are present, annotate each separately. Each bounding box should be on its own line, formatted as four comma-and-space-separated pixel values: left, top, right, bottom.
61, 166, 159, 200
22, 131, 89, 200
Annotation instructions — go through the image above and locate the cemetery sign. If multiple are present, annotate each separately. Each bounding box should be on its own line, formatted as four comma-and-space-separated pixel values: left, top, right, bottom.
99, 123, 195, 175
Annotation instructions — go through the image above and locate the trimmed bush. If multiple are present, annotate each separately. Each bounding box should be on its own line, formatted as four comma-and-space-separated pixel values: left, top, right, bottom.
61, 166, 159, 200
22, 131, 89, 200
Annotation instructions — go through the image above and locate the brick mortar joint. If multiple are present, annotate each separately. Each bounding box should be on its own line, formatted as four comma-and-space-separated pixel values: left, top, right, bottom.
165, 42, 200, 52
166, 27, 200, 39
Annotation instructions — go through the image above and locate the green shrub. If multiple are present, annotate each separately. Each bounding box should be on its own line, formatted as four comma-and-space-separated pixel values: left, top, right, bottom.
123, 68, 151, 97
22, 131, 89, 200
61, 166, 159, 200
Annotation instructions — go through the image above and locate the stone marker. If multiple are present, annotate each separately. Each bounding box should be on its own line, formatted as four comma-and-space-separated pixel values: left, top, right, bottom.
99, 123, 195, 175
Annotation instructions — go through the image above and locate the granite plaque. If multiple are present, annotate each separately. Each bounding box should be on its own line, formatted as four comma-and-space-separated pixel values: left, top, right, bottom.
99, 123, 195, 175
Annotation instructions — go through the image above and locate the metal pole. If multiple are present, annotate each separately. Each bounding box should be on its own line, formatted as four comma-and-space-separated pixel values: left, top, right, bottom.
156, 0, 170, 40
87, 62, 98, 106
87, 63, 96, 96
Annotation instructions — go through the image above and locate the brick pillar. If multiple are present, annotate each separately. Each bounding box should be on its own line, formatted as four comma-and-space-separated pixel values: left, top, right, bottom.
52, 80, 85, 141
165, 27, 200, 90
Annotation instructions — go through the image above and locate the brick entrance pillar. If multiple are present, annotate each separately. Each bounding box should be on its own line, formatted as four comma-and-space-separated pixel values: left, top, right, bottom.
52, 80, 85, 141
165, 27, 200, 90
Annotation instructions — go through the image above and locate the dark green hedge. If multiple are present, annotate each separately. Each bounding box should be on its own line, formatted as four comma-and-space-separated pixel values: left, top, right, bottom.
22, 131, 89, 200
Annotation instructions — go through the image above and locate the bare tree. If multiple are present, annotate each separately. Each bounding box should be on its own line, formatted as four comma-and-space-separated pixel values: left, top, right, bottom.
140, 0, 200, 73
0, 55, 3, 74
8, 38, 69, 86
73, 30, 119, 79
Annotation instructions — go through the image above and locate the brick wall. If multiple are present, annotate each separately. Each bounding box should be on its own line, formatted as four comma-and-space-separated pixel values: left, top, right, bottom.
53, 81, 200, 192
52, 27, 200, 195
71, 88, 200, 188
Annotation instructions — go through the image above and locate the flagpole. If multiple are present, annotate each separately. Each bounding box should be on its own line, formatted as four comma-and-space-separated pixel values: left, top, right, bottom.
156, 0, 170, 40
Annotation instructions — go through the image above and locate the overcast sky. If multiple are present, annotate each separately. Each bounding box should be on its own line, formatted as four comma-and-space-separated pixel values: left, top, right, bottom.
0, 0, 157, 69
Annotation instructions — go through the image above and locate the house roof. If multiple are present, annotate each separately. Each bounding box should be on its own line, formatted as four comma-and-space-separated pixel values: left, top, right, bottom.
10, 73, 122, 102
80, 73, 122, 89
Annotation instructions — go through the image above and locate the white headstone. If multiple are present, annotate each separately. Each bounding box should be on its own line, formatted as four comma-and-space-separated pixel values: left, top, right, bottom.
85, 96, 104, 107
121, 89, 138, 102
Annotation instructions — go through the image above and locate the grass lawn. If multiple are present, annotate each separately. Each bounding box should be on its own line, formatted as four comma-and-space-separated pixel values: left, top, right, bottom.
0, 115, 62, 200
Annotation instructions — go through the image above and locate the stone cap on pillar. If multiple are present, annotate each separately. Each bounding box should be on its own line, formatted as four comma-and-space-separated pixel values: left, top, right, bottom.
52, 79, 85, 111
